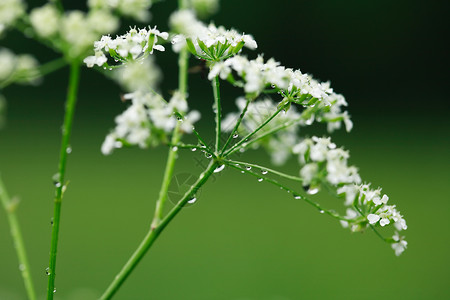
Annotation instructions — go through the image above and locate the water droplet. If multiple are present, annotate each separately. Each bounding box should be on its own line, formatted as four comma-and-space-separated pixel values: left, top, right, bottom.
53, 288, 56, 293
294, 195, 302, 200
257, 178, 263, 182
271, 84, 276, 88
232, 133, 239, 139
319, 210, 325, 214
45, 267, 50, 276
305, 117, 314, 125
214, 164, 225, 173
66, 147, 72, 154
307, 187, 319, 195
235, 163, 240, 167
55, 182, 62, 188
50, 218, 54, 225
191, 148, 197, 152
19, 264, 25, 271
205, 153, 212, 159
52, 173, 60, 185
261, 170, 268, 175
109, 68, 113, 71
245, 166, 252, 171
103, 67, 107, 70
187, 197, 197, 204
172, 146, 178, 152
239, 148, 245, 153
240, 170, 244, 173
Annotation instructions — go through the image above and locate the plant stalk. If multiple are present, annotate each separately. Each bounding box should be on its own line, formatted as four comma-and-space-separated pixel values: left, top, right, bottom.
99, 160, 218, 300
212, 76, 222, 153
0, 175, 36, 300
47, 61, 81, 299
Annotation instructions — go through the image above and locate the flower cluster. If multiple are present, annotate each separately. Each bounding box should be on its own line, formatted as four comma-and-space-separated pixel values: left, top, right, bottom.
29, 4, 119, 59
293, 136, 407, 255
210, 55, 351, 123
102, 91, 200, 155
0, 0, 25, 35
85, 26, 168, 68
88, 0, 153, 22
171, 16, 257, 60
0, 48, 40, 86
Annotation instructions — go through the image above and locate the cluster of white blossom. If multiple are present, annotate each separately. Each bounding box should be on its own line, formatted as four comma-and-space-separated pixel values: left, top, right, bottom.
210, 55, 350, 127
0, 48, 40, 86
222, 97, 301, 165
112, 56, 162, 92
102, 91, 200, 155
293, 136, 407, 255
0, 0, 25, 35
171, 14, 257, 60
29, 4, 119, 59
85, 26, 168, 67
88, 0, 153, 22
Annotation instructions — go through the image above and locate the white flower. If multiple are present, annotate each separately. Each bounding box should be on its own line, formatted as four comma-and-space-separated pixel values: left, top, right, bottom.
87, 9, 119, 35
340, 208, 358, 228
300, 163, 318, 186
83, 52, 108, 68
0, 48, 16, 81
0, 0, 25, 31
337, 184, 359, 206
169, 9, 204, 36
29, 4, 60, 38
367, 214, 380, 224
392, 232, 407, 256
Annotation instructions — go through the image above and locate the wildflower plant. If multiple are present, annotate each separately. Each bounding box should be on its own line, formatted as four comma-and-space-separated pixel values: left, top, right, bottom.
0, 0, 407, 299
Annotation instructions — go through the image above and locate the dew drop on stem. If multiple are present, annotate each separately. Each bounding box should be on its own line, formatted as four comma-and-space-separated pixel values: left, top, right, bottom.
307, 187, 320, 195
214, 164, 225, 173
191, 148, 197, 152
188, 197, 197, 204
205, 153, 212, 159
261, 169, 268, 175
257, 178, 263, 182
232, 133, 239, 139
66, 146, 72, 154
45, 267, 50, 276
245, 166, 252, 171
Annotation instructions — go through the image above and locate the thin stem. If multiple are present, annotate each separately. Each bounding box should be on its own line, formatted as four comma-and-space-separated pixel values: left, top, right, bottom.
212, 76, 221, 153
99, 160, 218, 300
224, 159, 303, 182
151, 125, 182, 227
224, 161, 354, 222
220, 97, 251, 156
0, 175, 36, 300
223, 106, 284, 157
47, 61, 81, 299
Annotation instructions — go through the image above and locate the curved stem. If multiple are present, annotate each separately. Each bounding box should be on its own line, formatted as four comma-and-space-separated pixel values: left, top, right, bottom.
99, 160, 218, 300
212, 76, 221, 153
0, 175, 36, 300
224, 159, 303, 182
223, 106, 284, 157
47, 61, 81, 299
224, 161, 354, 222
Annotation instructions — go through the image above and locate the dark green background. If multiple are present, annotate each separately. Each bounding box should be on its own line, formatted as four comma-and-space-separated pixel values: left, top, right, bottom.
1, 1, 449, 299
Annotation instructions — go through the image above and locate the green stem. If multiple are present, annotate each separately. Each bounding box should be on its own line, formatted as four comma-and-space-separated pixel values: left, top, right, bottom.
47, 61, 81, 299
224, 162, 353, 222
223, 106, 284, 157
220, 97, 251, 156
0, 175, 36, 300
212, 76, 221, 153
224, 159, 303, 182
99, 160, 218, 300
151, 125, 182, 227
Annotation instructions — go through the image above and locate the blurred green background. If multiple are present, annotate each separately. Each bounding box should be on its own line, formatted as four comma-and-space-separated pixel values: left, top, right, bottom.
1, 0, 449, 299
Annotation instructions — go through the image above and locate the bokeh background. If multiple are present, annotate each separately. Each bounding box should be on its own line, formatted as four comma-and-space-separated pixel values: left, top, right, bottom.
1, 0, 449, 299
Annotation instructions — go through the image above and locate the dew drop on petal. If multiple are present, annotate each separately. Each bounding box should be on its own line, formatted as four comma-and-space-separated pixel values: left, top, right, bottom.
214, 164, 225, 173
